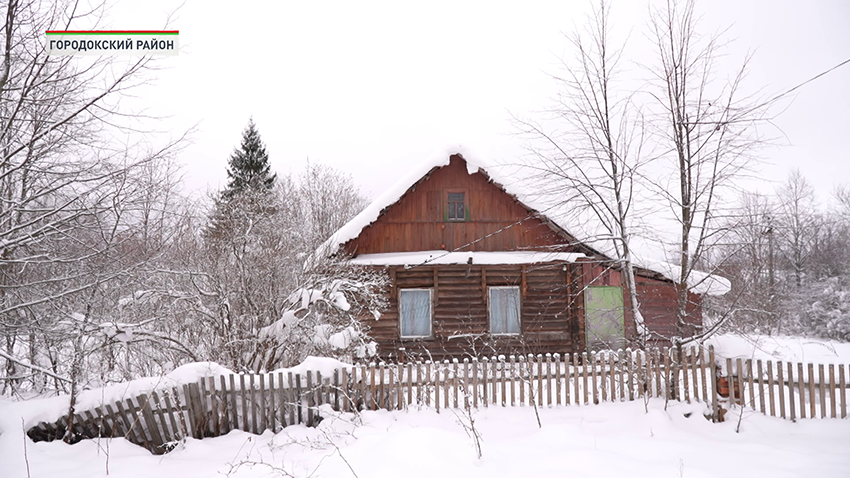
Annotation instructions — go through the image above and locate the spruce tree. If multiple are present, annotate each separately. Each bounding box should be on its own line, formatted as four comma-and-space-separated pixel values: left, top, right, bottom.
205, 119, 278, 246
222, 119, 276, 199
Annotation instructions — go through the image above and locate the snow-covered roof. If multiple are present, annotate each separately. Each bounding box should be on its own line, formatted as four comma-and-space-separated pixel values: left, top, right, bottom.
319, 145, 730, 296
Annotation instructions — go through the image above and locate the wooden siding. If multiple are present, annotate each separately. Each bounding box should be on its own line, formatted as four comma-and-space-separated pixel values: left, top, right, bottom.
369, 263, 582, 361
344, 155, 583, 254
636, 278, 702, 343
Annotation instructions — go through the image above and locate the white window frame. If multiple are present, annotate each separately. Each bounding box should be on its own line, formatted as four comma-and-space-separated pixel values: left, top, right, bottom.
488, 286, 521, 336
399, 288, 433, 339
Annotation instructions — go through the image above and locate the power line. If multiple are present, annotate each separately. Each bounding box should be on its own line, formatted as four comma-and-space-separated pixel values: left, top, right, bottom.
757, 57, 850, 111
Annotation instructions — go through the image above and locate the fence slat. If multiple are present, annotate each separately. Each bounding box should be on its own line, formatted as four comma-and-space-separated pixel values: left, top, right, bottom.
828, 364, 836, 419
591, 352, 599, 404
150, 391, 172, 443
767, 361, 776, 417
806, 363, 814, 419
757, 360, 765, 414
746, 359, 755, 409
839, 365, 847, 419
818, 364, 826, 419
797, 363, 806, 419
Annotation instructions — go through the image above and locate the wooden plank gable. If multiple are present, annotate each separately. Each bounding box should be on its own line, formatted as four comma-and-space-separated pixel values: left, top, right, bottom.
343, 155, 583, 255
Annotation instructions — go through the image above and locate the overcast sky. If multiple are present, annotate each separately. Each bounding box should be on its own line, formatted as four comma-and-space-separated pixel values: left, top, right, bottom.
112, 0, 850, 205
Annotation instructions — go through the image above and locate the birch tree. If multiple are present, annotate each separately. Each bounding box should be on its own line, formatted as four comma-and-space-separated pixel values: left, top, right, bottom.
518, 0, 651, 346
647, 0, 767, 343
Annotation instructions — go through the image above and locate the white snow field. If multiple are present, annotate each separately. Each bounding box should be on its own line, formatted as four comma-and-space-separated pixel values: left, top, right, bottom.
0, 335, 848, 478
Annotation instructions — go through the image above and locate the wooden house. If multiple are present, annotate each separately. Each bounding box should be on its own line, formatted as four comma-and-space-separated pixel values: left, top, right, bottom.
320, 150, 729, 361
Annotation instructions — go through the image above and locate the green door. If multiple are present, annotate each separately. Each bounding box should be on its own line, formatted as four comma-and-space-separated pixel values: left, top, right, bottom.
585, 286, 625, 351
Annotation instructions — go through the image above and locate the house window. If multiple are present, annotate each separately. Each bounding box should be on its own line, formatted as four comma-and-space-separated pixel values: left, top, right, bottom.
447, 192, 466, 221
489, 286, 520, 335
400, 289, 432, 338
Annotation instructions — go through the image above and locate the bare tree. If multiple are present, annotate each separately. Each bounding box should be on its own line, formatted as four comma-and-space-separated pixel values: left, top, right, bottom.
646, 0, 768, 343
517, 0, 652, 347
0, 0, 184, 395
775, 169, 817, 288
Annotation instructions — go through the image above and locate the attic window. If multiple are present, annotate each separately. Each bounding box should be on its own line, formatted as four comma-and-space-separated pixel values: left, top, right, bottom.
447, 192, 466, 221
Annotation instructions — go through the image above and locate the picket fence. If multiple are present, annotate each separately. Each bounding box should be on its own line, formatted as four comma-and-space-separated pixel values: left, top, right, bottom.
27, 345, 849, 454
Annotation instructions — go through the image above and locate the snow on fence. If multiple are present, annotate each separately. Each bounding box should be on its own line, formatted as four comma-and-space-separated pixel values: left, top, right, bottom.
26, 345, 849, 454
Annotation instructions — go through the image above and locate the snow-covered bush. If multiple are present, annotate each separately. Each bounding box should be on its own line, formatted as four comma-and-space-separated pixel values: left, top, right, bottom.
252, 264, 388, 370
783, 276, 850, 342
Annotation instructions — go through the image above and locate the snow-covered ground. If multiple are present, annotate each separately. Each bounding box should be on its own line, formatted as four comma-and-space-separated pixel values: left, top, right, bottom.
1, 334, 848, 478
1, 400, 848, 478
707, 333, 850, 365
